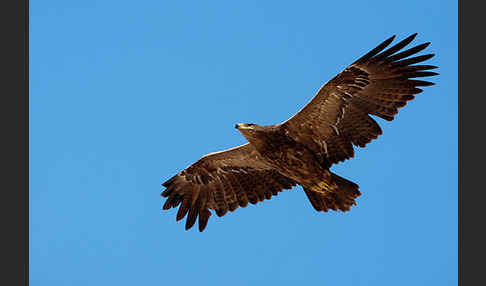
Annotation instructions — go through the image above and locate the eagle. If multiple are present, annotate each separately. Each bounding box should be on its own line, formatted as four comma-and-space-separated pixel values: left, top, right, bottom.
161, 33, 437, 232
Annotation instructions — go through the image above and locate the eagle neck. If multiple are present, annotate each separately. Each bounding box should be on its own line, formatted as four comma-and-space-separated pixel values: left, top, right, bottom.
246, 127, 289, 155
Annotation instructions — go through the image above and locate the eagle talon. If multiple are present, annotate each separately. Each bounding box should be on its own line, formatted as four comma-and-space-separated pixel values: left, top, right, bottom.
311, 185, 326, 193
318, 181, 330, 189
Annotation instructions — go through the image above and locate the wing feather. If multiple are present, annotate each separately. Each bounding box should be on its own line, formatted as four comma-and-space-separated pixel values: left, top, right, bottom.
282, 34, 438, 166
161, 144, 296, 231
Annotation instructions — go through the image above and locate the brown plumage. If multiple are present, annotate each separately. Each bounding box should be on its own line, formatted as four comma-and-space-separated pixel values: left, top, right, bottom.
161, 33, 437, 231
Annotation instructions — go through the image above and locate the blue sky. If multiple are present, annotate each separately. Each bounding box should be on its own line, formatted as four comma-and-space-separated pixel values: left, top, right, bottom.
30, 1, 457, 285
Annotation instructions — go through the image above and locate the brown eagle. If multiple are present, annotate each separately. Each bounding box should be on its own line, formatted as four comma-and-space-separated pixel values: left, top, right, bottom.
161, 33, 437, 232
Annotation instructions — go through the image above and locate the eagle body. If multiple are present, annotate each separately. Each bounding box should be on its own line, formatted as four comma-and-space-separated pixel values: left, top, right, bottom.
237, 124, 336, 194
161, 34, 438, 231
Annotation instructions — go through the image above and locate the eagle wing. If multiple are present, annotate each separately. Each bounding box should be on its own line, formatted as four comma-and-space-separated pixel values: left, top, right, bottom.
161, 143, 296, 231
282, 33, 438, 166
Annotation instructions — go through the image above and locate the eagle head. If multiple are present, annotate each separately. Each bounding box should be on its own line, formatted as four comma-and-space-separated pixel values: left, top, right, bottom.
235, 123, 268, 145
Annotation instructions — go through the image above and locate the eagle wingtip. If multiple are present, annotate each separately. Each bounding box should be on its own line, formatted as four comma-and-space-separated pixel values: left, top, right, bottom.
160, 188, 170, 197
161, 180, 172, 188
384, 35, 396, 46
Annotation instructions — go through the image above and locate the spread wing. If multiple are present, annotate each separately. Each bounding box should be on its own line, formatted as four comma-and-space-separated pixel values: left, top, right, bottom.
282, 33, 438, 166
161, 143, 296, 231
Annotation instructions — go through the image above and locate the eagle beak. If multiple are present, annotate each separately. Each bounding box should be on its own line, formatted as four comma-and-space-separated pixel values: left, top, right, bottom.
235, 123, 253, 130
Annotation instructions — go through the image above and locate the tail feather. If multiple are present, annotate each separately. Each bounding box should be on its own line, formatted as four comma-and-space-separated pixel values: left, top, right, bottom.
304, 172, 361, 212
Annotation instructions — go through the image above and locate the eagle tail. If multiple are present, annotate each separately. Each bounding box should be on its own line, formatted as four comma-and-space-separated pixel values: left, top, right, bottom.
303, 173, 361, 212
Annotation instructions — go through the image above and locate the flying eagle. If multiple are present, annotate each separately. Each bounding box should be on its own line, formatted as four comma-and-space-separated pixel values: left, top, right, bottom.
161, 33, 437, 232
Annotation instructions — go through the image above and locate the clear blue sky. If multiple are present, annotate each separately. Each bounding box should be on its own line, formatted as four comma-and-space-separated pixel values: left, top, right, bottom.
30, 1, 457, 285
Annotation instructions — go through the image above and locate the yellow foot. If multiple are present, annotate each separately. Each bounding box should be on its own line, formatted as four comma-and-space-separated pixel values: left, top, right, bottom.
311, 181, 330, 193
318, 181, 330, 189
